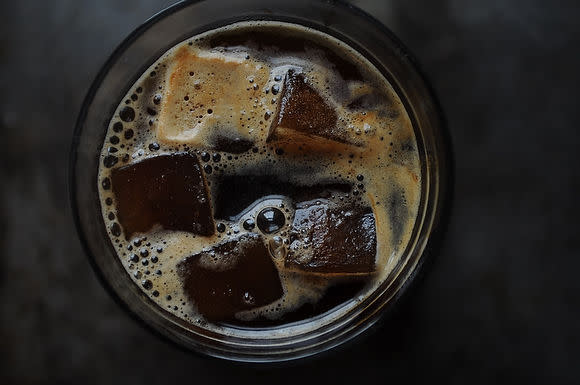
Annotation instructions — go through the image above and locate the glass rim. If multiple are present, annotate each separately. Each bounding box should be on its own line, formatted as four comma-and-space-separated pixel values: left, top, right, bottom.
69, 0, 453, 363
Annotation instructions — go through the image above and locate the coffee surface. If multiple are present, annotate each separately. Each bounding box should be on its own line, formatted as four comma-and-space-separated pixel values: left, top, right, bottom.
97, 21, 421, 331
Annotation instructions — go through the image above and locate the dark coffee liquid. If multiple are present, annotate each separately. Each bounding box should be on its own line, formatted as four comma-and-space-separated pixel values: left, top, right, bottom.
97, 21, 421, 331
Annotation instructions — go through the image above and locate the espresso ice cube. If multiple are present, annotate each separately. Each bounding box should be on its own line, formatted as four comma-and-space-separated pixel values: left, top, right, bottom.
177, 233, 283, 321
110, 153, 214, 238
156, 46, 268, 146
286, 200, 376, 275
268, 71, 360, 150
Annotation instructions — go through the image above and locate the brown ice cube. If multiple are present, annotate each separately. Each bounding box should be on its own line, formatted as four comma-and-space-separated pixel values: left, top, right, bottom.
286, 200, 376, 275
177, 233, 283, 321
267, 70, 361, 151
156, 46, 268, 147
110, 153, 214, 239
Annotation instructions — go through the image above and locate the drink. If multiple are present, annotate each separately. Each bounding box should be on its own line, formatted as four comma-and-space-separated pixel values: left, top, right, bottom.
72, 0, 449, 361
96, 21, 421, 329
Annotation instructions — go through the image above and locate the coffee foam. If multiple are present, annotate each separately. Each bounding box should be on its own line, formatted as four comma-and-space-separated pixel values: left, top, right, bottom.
97, 21, 421, 332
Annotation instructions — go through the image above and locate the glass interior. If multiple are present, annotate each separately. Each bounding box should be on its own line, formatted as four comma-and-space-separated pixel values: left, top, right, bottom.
69, 0, 451, 362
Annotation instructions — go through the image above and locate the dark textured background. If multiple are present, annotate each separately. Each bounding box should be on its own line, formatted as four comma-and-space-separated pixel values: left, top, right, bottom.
1, 0, 579, 383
